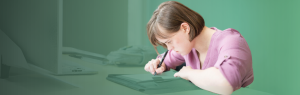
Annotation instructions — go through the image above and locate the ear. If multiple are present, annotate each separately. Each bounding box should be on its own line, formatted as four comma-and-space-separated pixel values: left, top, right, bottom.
180, 22, 190, 34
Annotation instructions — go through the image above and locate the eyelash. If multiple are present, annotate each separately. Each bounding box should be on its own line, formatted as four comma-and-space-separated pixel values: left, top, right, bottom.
166, 41, 171, 44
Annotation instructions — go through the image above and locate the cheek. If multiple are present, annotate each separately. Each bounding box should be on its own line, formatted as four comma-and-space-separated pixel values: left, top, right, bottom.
173, 39, 193, 55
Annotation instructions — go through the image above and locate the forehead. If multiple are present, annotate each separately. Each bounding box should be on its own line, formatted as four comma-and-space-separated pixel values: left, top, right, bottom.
155, 24, 172, 43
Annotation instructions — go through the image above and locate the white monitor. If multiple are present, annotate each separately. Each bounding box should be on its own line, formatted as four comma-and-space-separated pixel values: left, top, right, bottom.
0, 0, 97, 75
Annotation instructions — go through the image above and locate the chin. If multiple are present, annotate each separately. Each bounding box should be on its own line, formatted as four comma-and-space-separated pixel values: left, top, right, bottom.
179, 50, 192, 56
175, 51, 183, 56
179, 52, 188, 56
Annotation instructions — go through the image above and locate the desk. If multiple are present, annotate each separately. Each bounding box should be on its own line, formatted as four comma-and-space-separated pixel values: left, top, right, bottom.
0, 55, 273, 95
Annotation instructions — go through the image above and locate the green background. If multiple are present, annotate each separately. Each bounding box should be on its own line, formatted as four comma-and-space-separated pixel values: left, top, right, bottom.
1, 0, 300, 95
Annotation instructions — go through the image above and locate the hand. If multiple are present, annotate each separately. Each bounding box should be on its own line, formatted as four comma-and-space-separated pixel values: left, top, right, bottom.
174, 66, 194, 80
144, 58, 166, 75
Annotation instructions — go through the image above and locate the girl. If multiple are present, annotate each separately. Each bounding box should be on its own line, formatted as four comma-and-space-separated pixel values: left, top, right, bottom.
144, 1, 254, 95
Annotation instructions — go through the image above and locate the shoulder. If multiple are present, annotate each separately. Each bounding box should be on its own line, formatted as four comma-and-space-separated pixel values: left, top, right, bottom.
210, 27, 251, 61
215, 28, 244, 43
212, 27, 247, 51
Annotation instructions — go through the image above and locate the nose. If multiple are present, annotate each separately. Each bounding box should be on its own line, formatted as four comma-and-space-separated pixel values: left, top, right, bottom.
167, 45, 173, 50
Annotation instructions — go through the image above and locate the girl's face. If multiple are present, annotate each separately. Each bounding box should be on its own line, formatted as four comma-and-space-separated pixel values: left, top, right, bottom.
156, 23, 195, 56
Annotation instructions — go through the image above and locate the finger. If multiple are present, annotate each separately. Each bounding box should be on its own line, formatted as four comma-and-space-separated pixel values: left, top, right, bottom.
145, 60, 153, 71
144, 61, 149, 69
153, 59, 159, 69
155, 66, 165, 74
152, 62, 158, 73
157, 58, 162, 63
150, 63, 154, 74
144, 63, 151, 72
144, 64, 147, 71
156, 58, 161, 62
174, 72, 179, 77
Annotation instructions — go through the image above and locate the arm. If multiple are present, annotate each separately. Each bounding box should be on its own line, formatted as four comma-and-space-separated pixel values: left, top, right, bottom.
175, 30, 253, 94
175, 66, 233, 95
191, 67, 233, 95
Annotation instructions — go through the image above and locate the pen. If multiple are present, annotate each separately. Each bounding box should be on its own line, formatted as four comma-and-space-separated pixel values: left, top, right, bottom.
154, 50, 169, 76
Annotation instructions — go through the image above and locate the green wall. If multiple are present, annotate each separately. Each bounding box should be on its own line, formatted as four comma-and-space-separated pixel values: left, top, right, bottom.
63, 0, 128, 55
146, 0, 300, 94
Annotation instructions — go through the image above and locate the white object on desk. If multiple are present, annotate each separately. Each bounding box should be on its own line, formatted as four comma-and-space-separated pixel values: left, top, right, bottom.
62, 47, 107, 60
62, 47, 108, 65
117, 69, 179, 82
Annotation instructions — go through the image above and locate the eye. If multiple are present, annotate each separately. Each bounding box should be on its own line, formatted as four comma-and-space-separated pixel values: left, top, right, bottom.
166, 40, 172, 44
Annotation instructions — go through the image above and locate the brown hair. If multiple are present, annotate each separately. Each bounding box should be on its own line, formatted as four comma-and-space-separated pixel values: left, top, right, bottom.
147, 1, 205, 55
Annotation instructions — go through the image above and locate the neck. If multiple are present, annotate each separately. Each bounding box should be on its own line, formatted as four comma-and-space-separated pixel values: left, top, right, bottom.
193, 26, 215, 53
